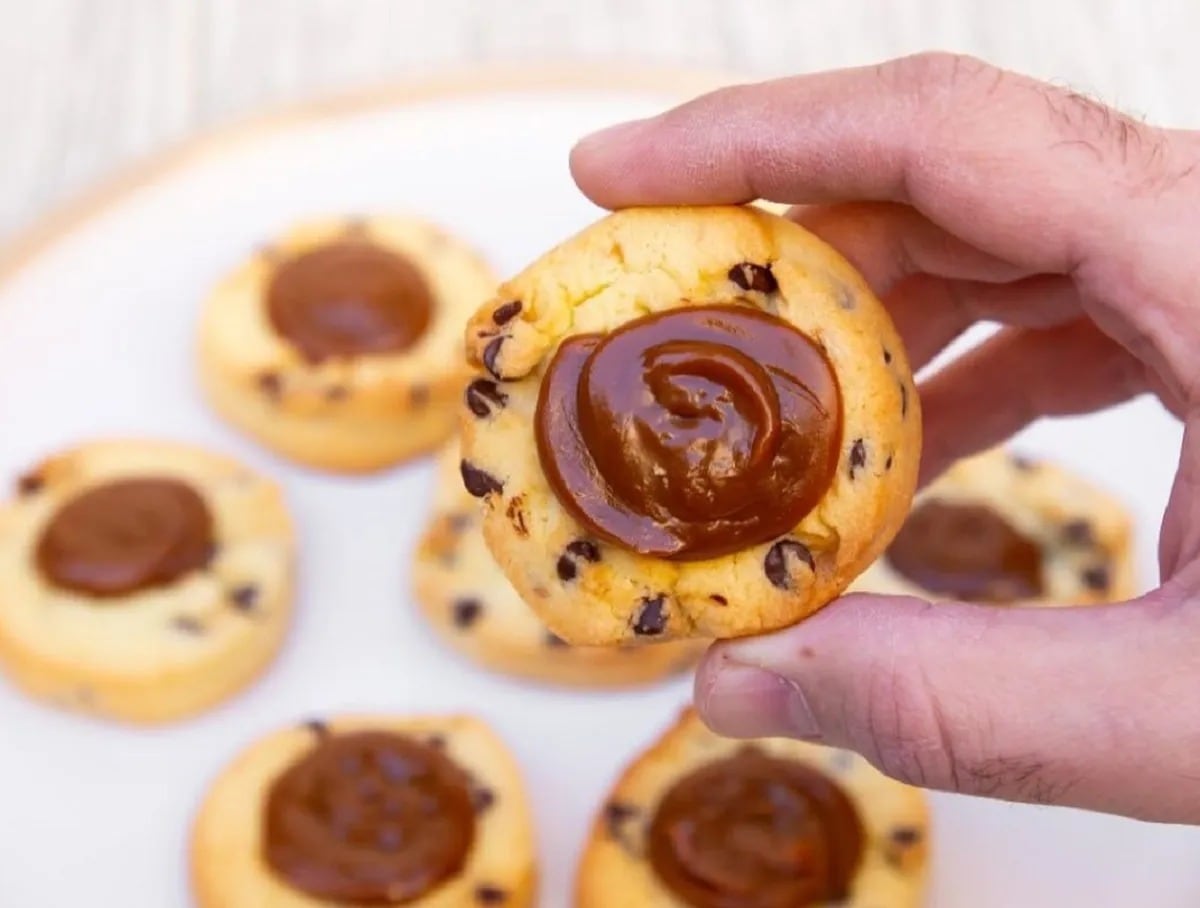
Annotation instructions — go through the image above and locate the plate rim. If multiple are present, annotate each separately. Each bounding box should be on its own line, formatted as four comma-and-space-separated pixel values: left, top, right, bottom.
0, 61, 739, 284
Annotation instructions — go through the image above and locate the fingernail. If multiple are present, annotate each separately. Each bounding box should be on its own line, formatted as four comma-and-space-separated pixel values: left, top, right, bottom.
696, 658, 822, 740
572, 119, 648, 157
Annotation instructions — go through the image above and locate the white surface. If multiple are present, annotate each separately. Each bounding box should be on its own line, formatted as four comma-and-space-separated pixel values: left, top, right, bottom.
2, 0, 1199, 238
0, 82, 1196, 908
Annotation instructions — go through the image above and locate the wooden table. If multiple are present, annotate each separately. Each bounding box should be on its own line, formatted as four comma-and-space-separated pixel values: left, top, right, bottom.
1, 0, 1193, 238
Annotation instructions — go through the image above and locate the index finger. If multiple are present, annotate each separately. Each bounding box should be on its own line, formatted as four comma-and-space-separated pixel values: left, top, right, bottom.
570, 53, 1177, 275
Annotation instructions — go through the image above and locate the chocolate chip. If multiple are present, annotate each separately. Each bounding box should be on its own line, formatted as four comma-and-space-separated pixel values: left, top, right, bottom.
481, 336, 506, 379
16, 472, 43, 495
848, 438, 867, 479
304, 719, 330, 738
410, 384, 430, 408
633, 596, 667, 636
475, 884, 507, 904
1062, 519, 1095, 546
1082, 565, 1111, 592
605, 801, 640, 835
728, 262, 778, 293
505, 497, 528, 537
557, 539, 601, 581
465, 378, 508, 417
202, 543, 220, 567
460, 460, 503, 498
891, 826, 923, 846
764, 539, 815, 590
545, 631, 569, 648
709, 594, 728, 606
172, 616, 205, 635
453, 598, 483, 628
566, 539, 601, 562
556, 555, 578, 582
229, 584, 259, 612
325, 385, 348, 402
899, 380, 909, 417
1012, 453, 1037, 472
492, 300, 523, 325
257, 372, 282, 398
472, 786, 496, 812
885, 453, 894, 471
883, 347, 893, 364
427, 734, 447, 749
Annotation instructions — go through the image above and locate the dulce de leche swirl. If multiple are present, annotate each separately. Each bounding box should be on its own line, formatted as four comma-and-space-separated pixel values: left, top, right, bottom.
263, 731, 476, 904
535, 304, 841, 561
35, 478, 214, 598
647, 748, 865, 908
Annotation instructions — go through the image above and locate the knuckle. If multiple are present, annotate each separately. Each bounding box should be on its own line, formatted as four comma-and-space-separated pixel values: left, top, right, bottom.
855, 658, 963, 791
875, 51, 1000, 103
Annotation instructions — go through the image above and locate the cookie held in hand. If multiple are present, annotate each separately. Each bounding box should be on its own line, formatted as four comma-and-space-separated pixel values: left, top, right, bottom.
576, 708, 929, 907
191, 714, 536, 907
414, 440, 705, 687
0, 439, 293, 722
852, 446, 1136, 605
460, 205, 920, 644
199, 215, 497, 472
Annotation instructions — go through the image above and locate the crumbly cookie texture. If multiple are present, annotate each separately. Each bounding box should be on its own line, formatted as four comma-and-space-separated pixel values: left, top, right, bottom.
199, 215, 497, 472
414, 441, 706, 687
460, 205, 921, 644
0, 439, 293, 723
191, 713, 537, 908
576, 708, 929, 907
850, 446, 1136, 604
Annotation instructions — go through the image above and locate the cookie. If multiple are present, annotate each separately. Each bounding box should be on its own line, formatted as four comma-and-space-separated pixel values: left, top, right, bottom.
0, 439, 293, 722
460, 205, 920, 645
199, 215, 497, 472
414, 440, 706, 688
576, 708, 929, 907
191, 713, 537, 907
850, 446, 1136, 605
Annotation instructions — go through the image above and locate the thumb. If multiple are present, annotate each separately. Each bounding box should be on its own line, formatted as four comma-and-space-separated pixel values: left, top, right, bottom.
694, 587, 1200, 822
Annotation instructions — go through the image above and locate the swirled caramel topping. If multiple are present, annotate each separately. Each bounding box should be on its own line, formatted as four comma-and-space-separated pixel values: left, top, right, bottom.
263, 731, 475, 904
535, 305, 841, 560
266, 240, 433, 363
35, 478, 213, 597
885, 499, 1045, 601
648, 748, 864, 908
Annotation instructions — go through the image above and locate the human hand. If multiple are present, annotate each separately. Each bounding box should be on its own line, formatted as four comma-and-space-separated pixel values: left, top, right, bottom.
570, 53, 1200, 823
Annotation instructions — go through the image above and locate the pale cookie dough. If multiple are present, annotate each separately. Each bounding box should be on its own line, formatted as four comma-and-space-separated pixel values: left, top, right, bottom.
576, 708, 929, 907
199, 215, 497, 472
191, 713, 537, 907
0, 439, 293, 723
850, 446, 1136, 605
460, 205, 920, 645
414, 441, 705, 688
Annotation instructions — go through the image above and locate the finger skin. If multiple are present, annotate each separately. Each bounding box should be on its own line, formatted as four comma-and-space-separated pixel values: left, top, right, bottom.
695, 578, 1200, 822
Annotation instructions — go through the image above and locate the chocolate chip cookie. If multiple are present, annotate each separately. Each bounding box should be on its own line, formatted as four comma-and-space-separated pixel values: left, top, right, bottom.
851, 446, 1136, 605
576, 708, 929, 907
199, 215, 497, 472
460, 205, 921, 644
0, 439, 293, 722
191, 714, 536, 907
414, 441, 705, 687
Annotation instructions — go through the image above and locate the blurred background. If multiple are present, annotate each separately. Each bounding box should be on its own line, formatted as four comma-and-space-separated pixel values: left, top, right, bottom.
1, 0, 1195, 239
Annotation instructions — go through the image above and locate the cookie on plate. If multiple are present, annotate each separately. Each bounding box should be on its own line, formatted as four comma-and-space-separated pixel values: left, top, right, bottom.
199, 215, 497, 472
576, 708, 929, 907
191, 713, 536, 907
460, 205, 921, 645
414, 440, 706, 688
0, 439, 293, 723
851, 446, 1136, 605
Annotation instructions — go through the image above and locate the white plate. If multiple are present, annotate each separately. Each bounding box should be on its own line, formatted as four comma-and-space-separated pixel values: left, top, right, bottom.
0, 66, 1196, 908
